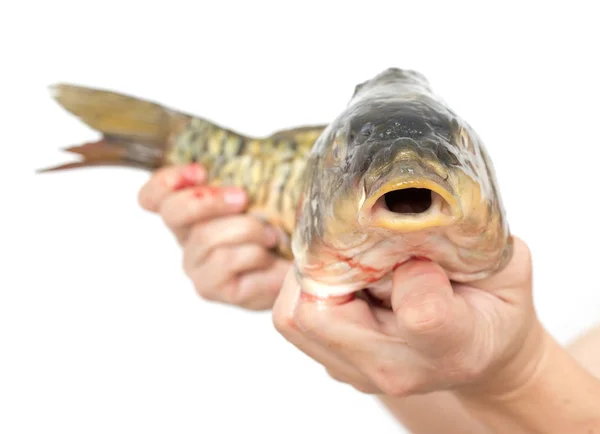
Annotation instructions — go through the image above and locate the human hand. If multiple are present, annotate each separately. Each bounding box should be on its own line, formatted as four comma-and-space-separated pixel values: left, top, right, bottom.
273, 236, 547, 398
138, 163, 291, 310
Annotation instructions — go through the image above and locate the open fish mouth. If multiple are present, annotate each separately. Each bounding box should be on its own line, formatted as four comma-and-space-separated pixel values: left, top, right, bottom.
360, 178, 462, 231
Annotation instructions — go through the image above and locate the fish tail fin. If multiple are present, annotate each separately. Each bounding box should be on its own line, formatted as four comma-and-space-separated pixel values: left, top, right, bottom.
37, 83, 187, 173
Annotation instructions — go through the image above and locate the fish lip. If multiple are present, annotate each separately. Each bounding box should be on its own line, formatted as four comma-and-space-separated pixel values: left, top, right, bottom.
358, 177, 462, 231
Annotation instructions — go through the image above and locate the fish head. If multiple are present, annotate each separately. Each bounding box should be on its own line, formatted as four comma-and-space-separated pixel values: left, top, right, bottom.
292, 68, 511, 299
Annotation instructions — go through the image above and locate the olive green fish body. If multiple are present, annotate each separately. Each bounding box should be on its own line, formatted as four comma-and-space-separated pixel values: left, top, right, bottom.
43, 71, 512, 300
164, 117, 323, 243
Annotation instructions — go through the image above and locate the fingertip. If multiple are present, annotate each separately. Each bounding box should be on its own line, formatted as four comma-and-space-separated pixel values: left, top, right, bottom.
395, 292, 450, 334
137, 185, 153, 211
391, 259, 455, 330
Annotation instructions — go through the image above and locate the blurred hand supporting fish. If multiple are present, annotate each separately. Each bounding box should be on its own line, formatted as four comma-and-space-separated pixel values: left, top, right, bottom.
41, 68, 512, 303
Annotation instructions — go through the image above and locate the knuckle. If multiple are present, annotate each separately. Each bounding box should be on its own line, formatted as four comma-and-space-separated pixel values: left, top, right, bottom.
367, 360, 414, 397
272, 308, 297, 334
352, 383, 379, 394
377, 376, 413, 397
228, 282, 255, 307
235, 218, 263, 238
295, 304, 321, 335
397, 294, 449, 334
325, 368, 345, 383
230, 245, 271, 274
182, 247, 201, 276
191, 272, 232, 304
210, 248, 233, 270
191, 277, 219, 302
187, 224, 208, 246
325, 369, 359, 389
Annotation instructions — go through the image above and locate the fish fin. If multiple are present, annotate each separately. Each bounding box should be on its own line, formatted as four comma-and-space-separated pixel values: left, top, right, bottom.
267, 125, 326, 152
268, 125, 327, 141
39, 83, 187, 172
36, 138, 153, 173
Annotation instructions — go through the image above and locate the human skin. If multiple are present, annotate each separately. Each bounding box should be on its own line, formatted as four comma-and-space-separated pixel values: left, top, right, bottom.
138, 163, 289, 311
139, 164, 600, 433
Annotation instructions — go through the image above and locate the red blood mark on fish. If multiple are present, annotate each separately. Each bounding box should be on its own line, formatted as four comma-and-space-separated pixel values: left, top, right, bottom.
333, 253, 383, 274
365, 275, 380, 284
300, 292, 355, 305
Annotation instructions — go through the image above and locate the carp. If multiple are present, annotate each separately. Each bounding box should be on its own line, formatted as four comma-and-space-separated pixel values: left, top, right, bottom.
41, 68, 512, 302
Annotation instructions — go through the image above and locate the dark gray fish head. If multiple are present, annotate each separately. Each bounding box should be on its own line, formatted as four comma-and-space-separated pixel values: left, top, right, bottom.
292, 68, 511, 298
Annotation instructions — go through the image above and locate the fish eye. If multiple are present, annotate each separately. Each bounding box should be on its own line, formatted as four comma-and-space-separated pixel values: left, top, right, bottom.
327, 129, 346, 164
332, 141, 340, 159
457, 127, 473, 151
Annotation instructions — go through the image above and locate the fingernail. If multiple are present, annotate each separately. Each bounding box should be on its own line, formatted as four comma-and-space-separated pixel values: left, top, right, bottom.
264, 226, 279, 247
223, 188, 247, 206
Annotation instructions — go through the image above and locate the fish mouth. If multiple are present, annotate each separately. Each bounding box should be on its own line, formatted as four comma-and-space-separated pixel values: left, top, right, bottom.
360, 178, 462, 231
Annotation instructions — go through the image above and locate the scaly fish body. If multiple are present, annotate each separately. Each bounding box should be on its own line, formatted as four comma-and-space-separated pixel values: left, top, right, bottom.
41, 83, 325, 258
42, 70, 511, 302
164, 118, 323, 242
292, 68, 512, 300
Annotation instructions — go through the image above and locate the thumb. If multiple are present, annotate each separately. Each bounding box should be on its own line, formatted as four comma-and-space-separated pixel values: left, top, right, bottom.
391, 259, 475, 358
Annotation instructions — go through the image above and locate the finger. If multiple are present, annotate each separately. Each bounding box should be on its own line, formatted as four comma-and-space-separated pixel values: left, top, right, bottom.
189, 243, 275, 285
226, 258, 291, 310
272, 270, 378, 393
273, 271, 405, 382
183, 215, 278, 265
159, 185, 248, 243
138, 163, 207, 212
184, 220, 277, 272
187, 243, 278, 304
391, 259, 474, 358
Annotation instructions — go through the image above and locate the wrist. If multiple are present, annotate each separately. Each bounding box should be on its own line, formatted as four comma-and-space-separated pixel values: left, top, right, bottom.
461, 316, 549, 399
457, 323, 600, 432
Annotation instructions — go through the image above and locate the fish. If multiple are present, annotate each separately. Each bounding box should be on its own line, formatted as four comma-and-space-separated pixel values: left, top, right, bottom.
40, 83, 327, 259
291, 68, 512, 302
41, 68, 512, 303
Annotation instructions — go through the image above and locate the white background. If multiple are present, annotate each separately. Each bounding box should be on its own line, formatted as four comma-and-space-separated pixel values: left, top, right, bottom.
1, 1, 599, 433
